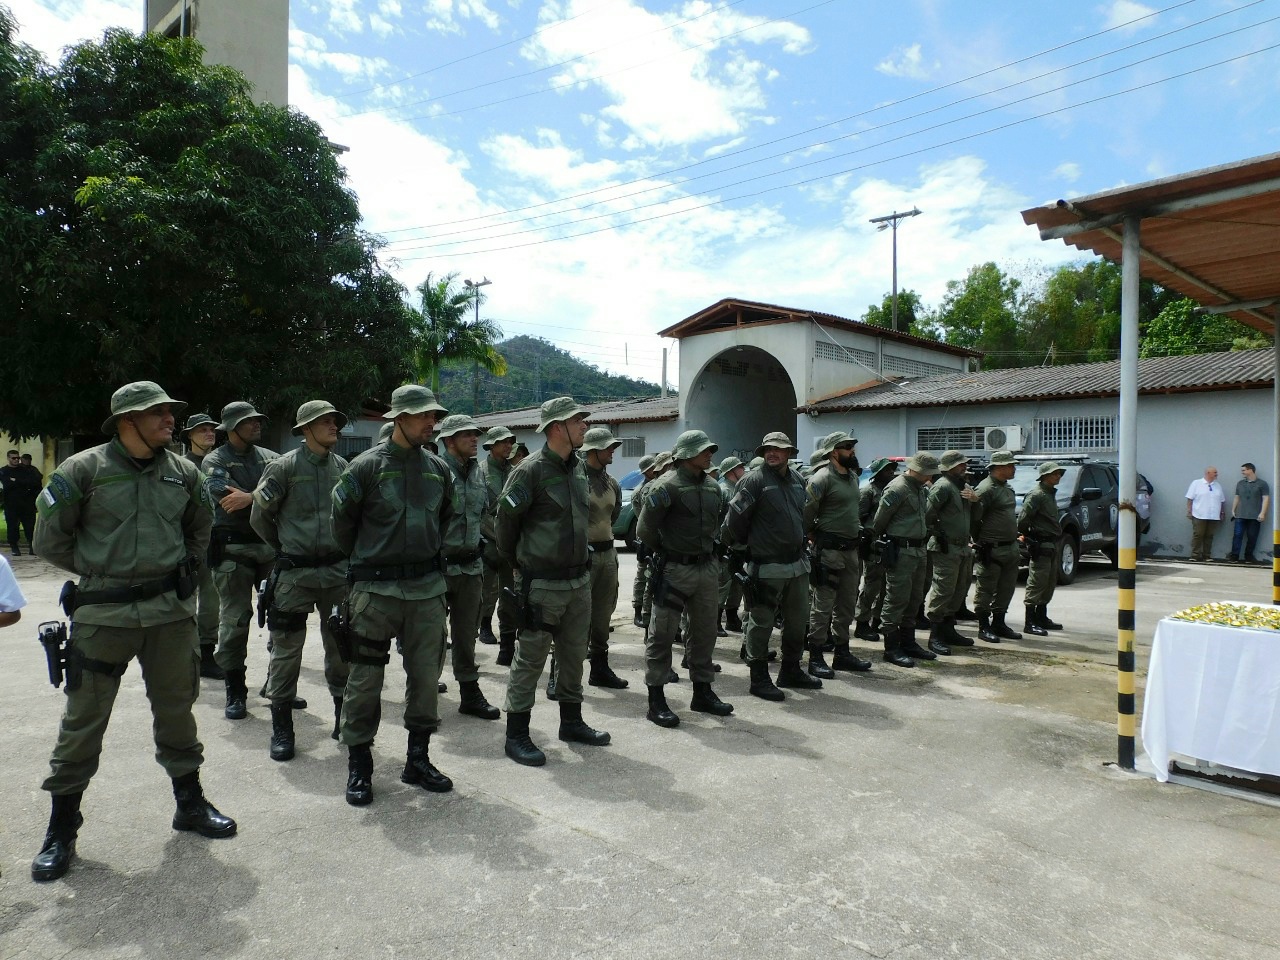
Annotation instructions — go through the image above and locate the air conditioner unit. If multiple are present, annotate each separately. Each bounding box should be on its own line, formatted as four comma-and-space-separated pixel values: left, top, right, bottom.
984, 425, 1024, 452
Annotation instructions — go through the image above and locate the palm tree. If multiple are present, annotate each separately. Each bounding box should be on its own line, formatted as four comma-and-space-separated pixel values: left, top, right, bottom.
407, 272, 508, 396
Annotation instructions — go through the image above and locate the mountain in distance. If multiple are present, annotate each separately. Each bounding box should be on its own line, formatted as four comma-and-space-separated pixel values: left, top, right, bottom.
435, 335, 668, 415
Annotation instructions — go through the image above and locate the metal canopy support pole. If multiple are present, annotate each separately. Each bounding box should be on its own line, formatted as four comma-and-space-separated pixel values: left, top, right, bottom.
1116, 214, 1140, 770
1273, 322, 1279, 604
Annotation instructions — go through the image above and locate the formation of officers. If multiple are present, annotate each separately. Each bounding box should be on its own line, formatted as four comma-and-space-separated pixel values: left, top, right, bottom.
26, 380, 1069, 883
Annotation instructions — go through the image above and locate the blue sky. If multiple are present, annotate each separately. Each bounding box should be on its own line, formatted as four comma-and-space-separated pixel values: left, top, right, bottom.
13, 0, 1280, 386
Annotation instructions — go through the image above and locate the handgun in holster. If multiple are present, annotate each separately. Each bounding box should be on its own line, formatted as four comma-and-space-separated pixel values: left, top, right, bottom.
328, 601, 355, 663
501, 586, 526, 630
878, 536, 899, 569
175, 555, 200, 600
38, 620, 73, 689
257, 562, 281, 628
978, 541, 994, 564
808, 547, 825, 587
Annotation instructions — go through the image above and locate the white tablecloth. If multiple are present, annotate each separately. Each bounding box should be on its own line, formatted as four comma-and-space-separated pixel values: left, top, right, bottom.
1142, 611, 1280, 782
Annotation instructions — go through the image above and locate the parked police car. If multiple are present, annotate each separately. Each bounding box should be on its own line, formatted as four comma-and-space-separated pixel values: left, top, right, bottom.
1010, 456, 1152, 584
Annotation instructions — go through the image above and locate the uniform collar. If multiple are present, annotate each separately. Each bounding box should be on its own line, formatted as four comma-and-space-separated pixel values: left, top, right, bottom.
303, 447, 331, 466
443, 450, 473, 474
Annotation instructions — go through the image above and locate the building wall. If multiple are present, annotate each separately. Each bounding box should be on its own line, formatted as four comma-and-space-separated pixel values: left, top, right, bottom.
146, 0, 288, 105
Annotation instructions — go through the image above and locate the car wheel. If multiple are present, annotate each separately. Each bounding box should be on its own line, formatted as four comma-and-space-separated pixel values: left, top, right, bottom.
1056, 534, 1078, 585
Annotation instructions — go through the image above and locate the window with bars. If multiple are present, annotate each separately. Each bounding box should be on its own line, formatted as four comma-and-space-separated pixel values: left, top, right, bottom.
1035, 415, 1117, 452
815, 339, 876, 367
916, 425, 988, 451
882, 354, 957, 378
337, 436, 374, 458
618, 436, 645, 458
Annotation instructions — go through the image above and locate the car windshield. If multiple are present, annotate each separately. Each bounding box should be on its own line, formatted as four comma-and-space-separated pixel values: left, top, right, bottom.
1010, 465, 1081, 498
619, 470, 643, 491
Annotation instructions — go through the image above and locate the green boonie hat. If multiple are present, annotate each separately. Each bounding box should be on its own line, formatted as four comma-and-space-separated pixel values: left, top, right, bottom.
482, 426, 515, 449
748, 456, 764, 470
102, 381, 187, 434
1038, 460, 1066, 476
718, 456, 743, 475
988, 450, 1017, 467
939, 450, 968, 471
292, 400, 348, 436
219, 400, 268, 433
384, 384, 447, 419
906, 451, 940, 475
867, 457, 896, 477
672, 430, 717, 462
378, 422, 395, 443
809, 449, 827, 467
183, 412, 215, 435
436, 414, 482, 439
514, 441, 529, 455
536, 396, 587, 433
818, 431, 856, 457
581, 427, 623, 453
650, 451, 673, 473
756, 431, 798, 457
638, 454, 656, 472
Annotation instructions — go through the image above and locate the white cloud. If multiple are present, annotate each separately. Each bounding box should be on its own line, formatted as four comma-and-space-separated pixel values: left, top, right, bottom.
1052, 161, 1082, 183
290, 30, 391, 81
9, 0, 138, 62
328, 0, 364, 34
1101, 0, 1157, 32
875, 43, 936, 81
421, 0, 501, 34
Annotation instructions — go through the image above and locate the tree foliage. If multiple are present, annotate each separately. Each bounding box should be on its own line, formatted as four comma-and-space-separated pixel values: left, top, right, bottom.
407, 272, 507, 394
1139, 298, 1269, 357
860, 290, 929, 337
0, 12, 411, 438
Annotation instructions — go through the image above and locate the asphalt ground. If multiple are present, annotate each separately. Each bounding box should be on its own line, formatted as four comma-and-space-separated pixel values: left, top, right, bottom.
3, 551, 1279, 959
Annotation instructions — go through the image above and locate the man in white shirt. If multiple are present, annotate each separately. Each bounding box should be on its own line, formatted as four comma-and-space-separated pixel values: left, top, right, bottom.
0, 553, 27, 626
1185, 467, 1227, 561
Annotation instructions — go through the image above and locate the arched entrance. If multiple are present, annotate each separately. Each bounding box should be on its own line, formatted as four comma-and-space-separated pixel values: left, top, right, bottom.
684, 346, 799, 463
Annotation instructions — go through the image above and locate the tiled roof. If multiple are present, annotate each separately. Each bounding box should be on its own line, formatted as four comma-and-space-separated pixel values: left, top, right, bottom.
470, 396, 679, 430
805, 349, 1274, 413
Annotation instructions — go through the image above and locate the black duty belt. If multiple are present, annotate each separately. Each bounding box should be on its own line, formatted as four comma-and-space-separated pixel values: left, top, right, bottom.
981, 539, 1018, 547
750, 549, 804, 565
662, 550, 716, 565
816, 534, 860, 551
444, 549, 482, 565
212, 528, 264, 546
523, 563, 589, 581
279, 552, 345, 569
73, 571, 183, 609
589, 540, 615, 552
348, 558, 442, 582
888, 536, 926, 548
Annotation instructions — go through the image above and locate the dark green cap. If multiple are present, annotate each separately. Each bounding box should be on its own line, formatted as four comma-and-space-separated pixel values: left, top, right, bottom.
102, 382, 186, 434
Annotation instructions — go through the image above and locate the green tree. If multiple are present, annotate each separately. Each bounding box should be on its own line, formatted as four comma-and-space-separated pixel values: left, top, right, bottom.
860, 289, 933, 338
932, 262, 1023, 365
0, 13, 410, 438
407, 272, 507, 394
1139, 298, 1269, 357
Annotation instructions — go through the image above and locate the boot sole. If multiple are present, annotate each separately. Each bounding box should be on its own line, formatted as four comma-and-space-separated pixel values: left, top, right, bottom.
459, 706, 501, 720
749, 687, 785, 701
224, 704, 247, 720
31, 843, 76, 882
401, 771, 453, 793
558, 730, 612, 746
505, 743, 547, 766
690, 701, 734, 716
588, 677, 630, 689
346, 790, 373, 806
172, 816, 237, 838
270, 746, 295, 762
646, 710, 680, 728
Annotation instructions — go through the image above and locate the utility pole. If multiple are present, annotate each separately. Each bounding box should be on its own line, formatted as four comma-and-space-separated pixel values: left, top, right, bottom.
463, 277, 491, 414
868, 208, 922, 333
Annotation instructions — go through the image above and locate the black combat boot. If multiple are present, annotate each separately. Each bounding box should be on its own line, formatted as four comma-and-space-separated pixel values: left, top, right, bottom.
331, 696, 343, 741
401, 731, 453, 793
632, 604, 647, 629
748, 660, 785, 701
992, 610, 1022, 640
31, 793, 83, 882
941, 617, 973, 647
1038, 604, 1063, 630
224, 669, 248, 720
831, 642, 873, 671
478, 616, 498, 645
646, 685, 680, 728
978, 612, 1000, 643
459, 679, 500, 719
545, 656, 559, 701
199, 644, 225, 680
881, 627, 915, 668
899, 625, 938, 661
927, 623, 952, 657
777, 658, 822, 689
496, 631, 516, 667
171, 772, 237, 837
557, 701, 611, 745
269, 703, 295, 761
716, 608, 729, 637
854, 620, 879, 642
588, 651, 629, 689
290, 695, 308, 710
504, 711, 546, 766
1024, 605, 1049, 637
346, 743, 374, 804
724, 608, 743, 632
690, 681, 734, 715
807, 644, 836, 679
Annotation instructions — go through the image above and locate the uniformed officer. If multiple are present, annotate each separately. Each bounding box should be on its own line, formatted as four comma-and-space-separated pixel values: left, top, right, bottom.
638, 430, 734, 727
202, 401, 279, 720
870, 452, 941, 667
581, 427, 628, 689
1019, 461, 1066, 636
924, 450, 979, 655
804, 432, 873, 675
250, 401, 352, 761
31, 382, 234, 882
723, 432, 821, 700
510, 441, 530, 467
971, 450, 1023, 642
716, 456, 747, 633
331, 385, 456, 805
634, 451, 673, 634
629, 454, 658, 628
182, 412, 223, 679
436, 414, 501, 720
497, 397, 611, 766
854, 458, 898, 642
478, 425, 517, 662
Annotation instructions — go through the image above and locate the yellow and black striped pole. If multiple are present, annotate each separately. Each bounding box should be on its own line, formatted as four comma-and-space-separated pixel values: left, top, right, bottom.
1117, 544, 1137, 769
1116, 214, 1140, 769
1273, 528, 1280, 605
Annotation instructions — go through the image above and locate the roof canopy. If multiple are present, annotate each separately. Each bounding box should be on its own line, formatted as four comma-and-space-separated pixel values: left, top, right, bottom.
1021, 151, 1280, 333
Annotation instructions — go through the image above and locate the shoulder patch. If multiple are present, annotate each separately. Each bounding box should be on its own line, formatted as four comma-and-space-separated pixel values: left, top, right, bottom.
335, 472, 363, 505
647, 485, 672, 510
502, 485, 530, 512
37, 472, 78, 515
